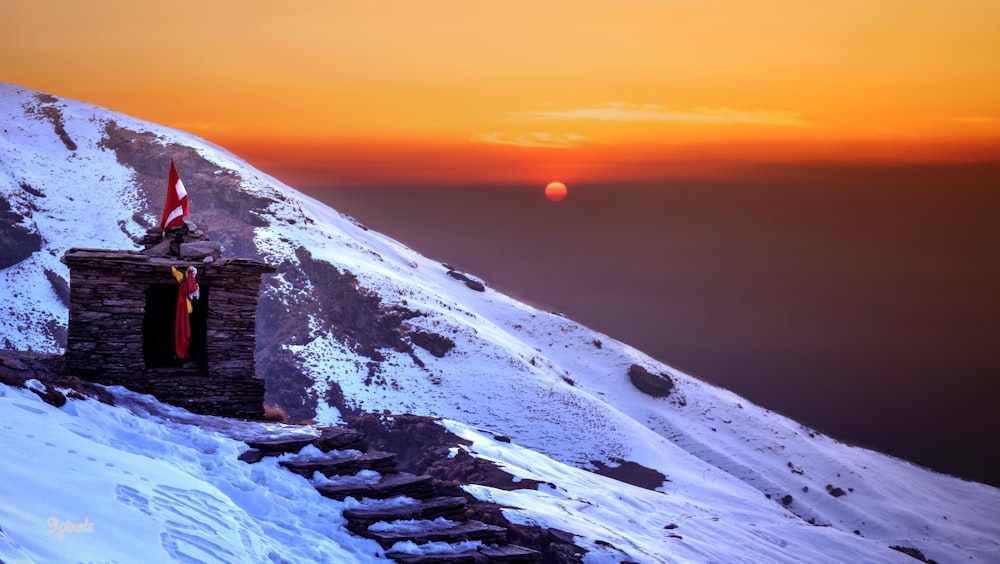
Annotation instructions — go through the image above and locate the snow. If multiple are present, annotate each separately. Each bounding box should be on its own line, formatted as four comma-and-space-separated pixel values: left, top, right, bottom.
388, 540, 483, 555
5, 382, 995, 563
368, 517, 458, 534
311, 470, 382, 489
0, 384, 389, 563
2, 82, 1000, 562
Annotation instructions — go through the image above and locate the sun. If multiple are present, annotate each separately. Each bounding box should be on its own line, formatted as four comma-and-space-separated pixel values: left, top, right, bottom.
544, 181, 568, 201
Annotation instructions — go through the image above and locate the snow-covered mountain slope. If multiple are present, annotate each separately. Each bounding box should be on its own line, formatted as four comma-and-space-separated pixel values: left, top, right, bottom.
0, 380, 951, 564
2, 83, 998, 563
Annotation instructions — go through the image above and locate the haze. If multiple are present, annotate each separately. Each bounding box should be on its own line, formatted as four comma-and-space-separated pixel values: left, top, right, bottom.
2, 0, 998, 187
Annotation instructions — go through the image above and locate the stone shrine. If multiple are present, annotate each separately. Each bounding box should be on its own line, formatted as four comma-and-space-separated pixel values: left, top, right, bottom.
61, 219, 274, 419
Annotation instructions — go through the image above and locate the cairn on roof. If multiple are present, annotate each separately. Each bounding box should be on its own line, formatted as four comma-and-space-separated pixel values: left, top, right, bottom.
137, 217, 223, 261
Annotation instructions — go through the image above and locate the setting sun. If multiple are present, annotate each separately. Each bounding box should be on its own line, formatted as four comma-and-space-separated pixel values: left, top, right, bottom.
2, 0, 996, 189
544, 182, 568, 201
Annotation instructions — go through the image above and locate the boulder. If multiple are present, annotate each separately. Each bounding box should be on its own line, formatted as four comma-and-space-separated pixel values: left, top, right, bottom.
628, 364, 674, 398
179, 240, 223, 260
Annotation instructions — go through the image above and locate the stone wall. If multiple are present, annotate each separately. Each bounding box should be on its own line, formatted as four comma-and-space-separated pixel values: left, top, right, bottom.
61, 248, 274, 419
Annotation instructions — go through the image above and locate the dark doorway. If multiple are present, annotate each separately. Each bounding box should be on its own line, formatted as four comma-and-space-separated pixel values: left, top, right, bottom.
143, 284, 208, 369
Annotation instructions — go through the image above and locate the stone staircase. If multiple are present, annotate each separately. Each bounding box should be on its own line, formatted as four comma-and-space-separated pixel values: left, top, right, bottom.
240, 426, 541, 564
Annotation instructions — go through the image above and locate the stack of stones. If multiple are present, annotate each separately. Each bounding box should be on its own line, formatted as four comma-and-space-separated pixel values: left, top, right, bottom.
138, 217, 223, 261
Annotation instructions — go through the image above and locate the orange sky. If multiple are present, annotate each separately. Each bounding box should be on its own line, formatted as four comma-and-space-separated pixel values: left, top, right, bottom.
3, 0, 998, 187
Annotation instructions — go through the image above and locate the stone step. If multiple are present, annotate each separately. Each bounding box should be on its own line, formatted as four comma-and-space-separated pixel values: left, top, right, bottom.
244, 436, 315, 455
384, 543, 542, 564
315, 472, 436, 501
385, 549, 480, 564
479, 544, 543, 563
363, 519, 507, 550
344, 496, 468, 532
280, 450, 399, 478
385, 549, 483, 564
314, 426, 369, 452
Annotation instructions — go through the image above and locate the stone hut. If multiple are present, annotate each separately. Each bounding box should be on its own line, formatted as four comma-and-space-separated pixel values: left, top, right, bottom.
61, 225, 274, 419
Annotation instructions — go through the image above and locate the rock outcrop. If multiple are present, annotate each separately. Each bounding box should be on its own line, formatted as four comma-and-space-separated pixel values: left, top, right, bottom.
627, 364, 675, 398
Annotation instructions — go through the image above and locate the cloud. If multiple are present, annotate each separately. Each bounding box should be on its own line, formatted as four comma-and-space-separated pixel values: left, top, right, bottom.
471, 131, 586, 149
951, 116, 998, 124
521, 103, 808, 127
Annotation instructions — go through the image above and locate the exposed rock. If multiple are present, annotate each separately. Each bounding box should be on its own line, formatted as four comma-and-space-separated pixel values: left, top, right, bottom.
409, 330, 455, 358
349, 413, 543, 492
343, 496, 468, 533
26, 93, 77, 151
98, 122, 272, 260
590, 458, 668, 490
0, 194, 42, 269
0, 349, 115, 405
237, 449, 264, 464
826, 484, 847, 498
141, 237, 173, 256
627, 364, 674, 398
447, 269, 486, 292
315, 471, 436, 502
237, 420, 542, 562
314, 426, 369, 452
44, 269, 70, 307
292, 246, 422, 362
19, 182, 45, 198
889, 546, 939, 564
179, 240, 223, 260
244, 437, 314, 455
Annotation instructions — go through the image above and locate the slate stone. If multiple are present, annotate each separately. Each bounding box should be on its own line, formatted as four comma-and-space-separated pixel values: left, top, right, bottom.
627, 364, 675, 398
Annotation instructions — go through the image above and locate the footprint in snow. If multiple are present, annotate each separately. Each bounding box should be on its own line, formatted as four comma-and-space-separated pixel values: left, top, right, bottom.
114, 484, 151, 516
160, 529, 238, 564
152, 485, 229, 534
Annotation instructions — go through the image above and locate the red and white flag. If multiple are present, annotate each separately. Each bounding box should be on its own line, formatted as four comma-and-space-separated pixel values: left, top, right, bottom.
159, 159, 189, 230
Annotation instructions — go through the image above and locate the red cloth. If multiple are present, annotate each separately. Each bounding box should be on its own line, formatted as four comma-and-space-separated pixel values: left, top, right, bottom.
160, 160, 189, 230
174, 268, 199, 359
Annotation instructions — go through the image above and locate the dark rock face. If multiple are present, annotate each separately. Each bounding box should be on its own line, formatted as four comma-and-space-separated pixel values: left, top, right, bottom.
255, 295, 319, 424
349, 413, 584, 563
627, 364, 675, 398
0, 194, 42, 269
350, 414, 542, 492
25, 93, 77, 151
293, 246, 421, 361
409, 330, 455, 358
98, 121, 273, 259
590, 458, 668, 490
889, 546, 939, 564
0, 349, 114, 406
44, 269, 71, 307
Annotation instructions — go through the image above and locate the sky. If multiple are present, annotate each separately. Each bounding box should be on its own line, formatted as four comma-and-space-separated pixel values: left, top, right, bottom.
3, 0, 999, 188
